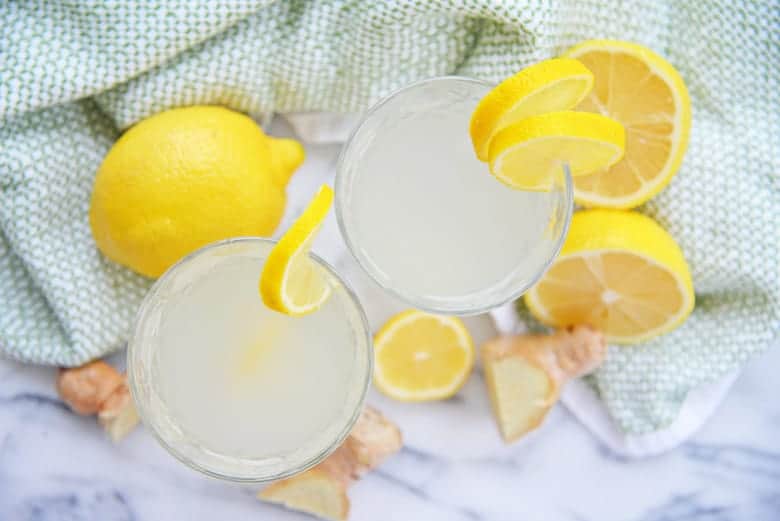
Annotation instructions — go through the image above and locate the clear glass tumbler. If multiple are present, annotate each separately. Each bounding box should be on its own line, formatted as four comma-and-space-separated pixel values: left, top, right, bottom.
336, 76, 573, 315
128, 237, 372, 482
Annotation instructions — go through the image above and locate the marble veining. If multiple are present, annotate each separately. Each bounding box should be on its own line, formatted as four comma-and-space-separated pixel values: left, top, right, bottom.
1, 128, 778, 521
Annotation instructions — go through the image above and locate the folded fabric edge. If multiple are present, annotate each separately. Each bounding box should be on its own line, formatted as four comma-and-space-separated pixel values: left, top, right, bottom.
560, 372, 739, 458
281, 113, 359, 144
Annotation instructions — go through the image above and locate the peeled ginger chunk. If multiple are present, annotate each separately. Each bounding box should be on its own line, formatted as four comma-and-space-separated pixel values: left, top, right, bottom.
259, 406, 402, 520
260, 469, 350, 521
481, 326, 606, 442
483, 354, 555, 442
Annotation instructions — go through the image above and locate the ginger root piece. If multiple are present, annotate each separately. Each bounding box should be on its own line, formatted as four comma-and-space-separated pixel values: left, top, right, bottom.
259, 405, 402, 521
481, 325, 606, 442
56, 360, 140, 442
97, 382, 140, 442
56, 360, 123, 415
260, 469, 350, 521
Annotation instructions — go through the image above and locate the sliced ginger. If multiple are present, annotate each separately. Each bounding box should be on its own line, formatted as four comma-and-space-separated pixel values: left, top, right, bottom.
481, 326, 606, 442
260, 469, 350, 521
56, 360, 140, 442
482, 354, 554, 441
260, 406, 402, 521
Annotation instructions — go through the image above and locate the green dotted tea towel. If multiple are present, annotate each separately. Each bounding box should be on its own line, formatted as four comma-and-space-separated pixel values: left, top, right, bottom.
1, 1, 777, 435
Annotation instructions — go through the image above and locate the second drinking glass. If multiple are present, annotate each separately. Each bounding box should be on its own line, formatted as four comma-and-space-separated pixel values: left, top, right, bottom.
336, 76, 573, 315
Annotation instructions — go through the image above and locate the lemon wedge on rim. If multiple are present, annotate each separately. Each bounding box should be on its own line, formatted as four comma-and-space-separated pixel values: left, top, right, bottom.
470, 58, 594, 161
488, 111, 625, 190
260, 185, 333, 316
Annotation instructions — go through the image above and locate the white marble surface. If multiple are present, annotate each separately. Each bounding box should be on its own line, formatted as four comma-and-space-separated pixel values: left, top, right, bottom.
2, 124, 779, 520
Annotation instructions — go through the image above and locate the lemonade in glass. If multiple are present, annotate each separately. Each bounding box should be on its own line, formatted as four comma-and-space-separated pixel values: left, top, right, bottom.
336, 77, 573, 314
128, 238, 371, 482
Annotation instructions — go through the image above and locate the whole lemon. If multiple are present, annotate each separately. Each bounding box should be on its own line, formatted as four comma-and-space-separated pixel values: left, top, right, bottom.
89, 106, 304, 278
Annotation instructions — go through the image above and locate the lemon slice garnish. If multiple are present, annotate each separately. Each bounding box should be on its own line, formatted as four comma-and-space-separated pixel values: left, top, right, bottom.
469, 58, 594, 161
487, 111, 625, 190
260, 185, 333, 316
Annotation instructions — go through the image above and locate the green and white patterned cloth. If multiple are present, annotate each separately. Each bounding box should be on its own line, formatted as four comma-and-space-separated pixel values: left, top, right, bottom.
1, 0, 777, 434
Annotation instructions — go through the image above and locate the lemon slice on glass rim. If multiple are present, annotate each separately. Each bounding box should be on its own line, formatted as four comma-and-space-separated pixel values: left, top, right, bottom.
487, 111, 625, 190
469, 58, 595, 161
260, 185, 334, 316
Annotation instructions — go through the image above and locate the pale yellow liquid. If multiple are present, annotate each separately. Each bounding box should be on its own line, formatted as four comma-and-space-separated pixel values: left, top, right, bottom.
152, 244, 366, 461
339, 78, 567, 311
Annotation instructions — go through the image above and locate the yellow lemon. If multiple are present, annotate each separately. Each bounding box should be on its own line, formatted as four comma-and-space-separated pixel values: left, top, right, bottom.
487, 111, 625, 190
373, 310, 474, 401
470, 58, 594, 161
525, 209, 694, 344
563, 40, 692, 208
89, 105, 304, 278
260, 185, 333, 316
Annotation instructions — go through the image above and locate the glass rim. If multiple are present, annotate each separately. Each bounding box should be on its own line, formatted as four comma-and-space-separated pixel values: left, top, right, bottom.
127, 236, 374, 483
334, 75, 574, 316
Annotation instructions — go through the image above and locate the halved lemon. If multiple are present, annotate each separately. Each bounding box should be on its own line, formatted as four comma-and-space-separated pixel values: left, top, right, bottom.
373, 310, 475, 401
470, 58, 594, 161
260, 185, 333, 316
525, 209, 694, 344
488, 111, 625, 190
563, 40, 692, 208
